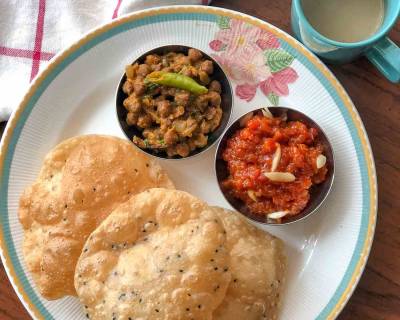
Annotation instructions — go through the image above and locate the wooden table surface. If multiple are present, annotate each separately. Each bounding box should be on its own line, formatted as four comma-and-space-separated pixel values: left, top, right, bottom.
0, 1, 399, 319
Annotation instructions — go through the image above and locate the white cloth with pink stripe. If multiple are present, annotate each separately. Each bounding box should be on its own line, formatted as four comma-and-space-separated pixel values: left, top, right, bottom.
0, 0, 209, 122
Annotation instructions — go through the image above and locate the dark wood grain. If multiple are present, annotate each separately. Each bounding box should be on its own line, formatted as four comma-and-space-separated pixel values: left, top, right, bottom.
0, 1, 399, 319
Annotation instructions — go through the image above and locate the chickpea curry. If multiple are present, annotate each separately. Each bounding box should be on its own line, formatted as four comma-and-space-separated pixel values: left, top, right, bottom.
221, 109, 328, 221
122, 48, 223, 158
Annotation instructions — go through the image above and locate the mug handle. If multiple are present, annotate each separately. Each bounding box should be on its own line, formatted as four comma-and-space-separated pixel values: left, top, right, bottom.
365, 37, 400, 83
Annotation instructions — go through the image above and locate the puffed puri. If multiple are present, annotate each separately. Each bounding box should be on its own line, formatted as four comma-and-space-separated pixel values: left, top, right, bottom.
212, 207, 286, 320
74, 188, 232, 320
74, 188, 286, 320
19, 135, 175, 300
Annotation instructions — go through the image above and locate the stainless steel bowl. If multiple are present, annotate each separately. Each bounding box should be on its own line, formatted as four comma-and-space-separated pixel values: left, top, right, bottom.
116, 45, 233, 160
215, 107, 335, 225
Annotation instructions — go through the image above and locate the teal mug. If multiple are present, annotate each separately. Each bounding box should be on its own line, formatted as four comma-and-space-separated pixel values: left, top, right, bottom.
291, 0, 400, 82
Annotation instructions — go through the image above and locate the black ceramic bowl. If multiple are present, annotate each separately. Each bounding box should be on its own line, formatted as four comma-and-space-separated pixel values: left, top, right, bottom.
215, 107, 335, 225
116, 45, 233, 160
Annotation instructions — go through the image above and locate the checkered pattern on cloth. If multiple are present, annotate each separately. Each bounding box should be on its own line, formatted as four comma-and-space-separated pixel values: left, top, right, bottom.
0, 0, 210, 121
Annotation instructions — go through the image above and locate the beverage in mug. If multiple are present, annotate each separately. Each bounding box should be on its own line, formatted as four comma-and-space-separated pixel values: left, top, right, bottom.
291, 0, 400, 82
301, 0, 384, 43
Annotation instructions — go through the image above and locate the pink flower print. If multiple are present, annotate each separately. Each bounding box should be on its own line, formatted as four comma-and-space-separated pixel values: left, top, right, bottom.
256, 31, 280, 50
210, 17, 298, 104
216, 46, 271, 85
213, 19, 265, 54
209, 39, 225, 51
236, 83, 258, 102
260, 67, 299, 96
210, 53, 235, 77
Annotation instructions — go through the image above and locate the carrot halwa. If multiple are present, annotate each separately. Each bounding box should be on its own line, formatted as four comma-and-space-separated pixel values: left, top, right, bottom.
222, 111, 328, 217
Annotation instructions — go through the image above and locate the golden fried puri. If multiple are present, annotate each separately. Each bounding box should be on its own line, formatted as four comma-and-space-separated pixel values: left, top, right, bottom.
19, 135, 174, 299
75, 189, 231, 320
212, 208, 286, 320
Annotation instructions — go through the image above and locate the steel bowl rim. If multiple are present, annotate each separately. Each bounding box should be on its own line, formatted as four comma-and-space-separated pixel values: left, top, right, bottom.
214, 106, 336, 226
115, 44, 234, 161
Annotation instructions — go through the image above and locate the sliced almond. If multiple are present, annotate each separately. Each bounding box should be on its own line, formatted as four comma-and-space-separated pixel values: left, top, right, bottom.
316, 154, 327, 169
267, 211, 289, 219
264, 171, 295, 182
261, 107, 273, 118
271, 144, 281, 172
239, 112, 253, 127
247, 190, 257, 202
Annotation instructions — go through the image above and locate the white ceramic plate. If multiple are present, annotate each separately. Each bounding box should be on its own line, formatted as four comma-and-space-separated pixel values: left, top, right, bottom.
0, 6, 377, 320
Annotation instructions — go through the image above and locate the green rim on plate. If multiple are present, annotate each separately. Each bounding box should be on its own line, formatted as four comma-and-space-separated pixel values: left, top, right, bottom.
0, 6, 377, 320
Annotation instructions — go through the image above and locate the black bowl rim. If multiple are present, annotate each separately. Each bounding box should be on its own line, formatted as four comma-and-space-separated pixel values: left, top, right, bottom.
214, 106, 336, 226
115, 44, 233, 161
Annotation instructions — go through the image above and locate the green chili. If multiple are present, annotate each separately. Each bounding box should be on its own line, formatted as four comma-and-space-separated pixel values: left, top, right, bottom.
145, 82, 159, 94
145, 71, 208, 95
